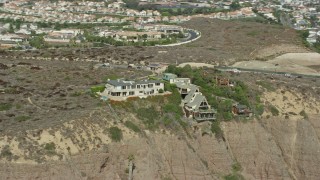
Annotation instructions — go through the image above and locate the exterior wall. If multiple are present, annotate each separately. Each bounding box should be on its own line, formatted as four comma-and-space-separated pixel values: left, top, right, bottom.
169, 78, 191, 84
103, 82, 164, 98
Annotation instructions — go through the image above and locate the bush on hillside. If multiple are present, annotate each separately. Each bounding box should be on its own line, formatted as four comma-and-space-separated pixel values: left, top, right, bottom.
108, 127, 123, 142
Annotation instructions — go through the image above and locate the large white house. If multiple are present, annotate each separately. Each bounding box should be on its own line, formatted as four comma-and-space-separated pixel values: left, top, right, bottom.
100, 79, 164, 99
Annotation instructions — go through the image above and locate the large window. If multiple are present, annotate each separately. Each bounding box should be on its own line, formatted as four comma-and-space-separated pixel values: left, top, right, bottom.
148, 84, 153, 88
122, 86, 126, 90
156, 83, 160, 86
129, 91, 134, 95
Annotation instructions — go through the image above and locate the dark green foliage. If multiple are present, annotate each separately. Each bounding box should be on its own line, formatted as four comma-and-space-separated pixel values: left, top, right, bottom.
108, 127, 123, 142
230, 0, 241, 10
0, 145, 12, 159
29, 36, 47, 49
124, 121, 140, 133
158, 89, 164, 93
269, 105, 279, 116
217, 100, 233, 121
0, 103, 12, 111
44, 142, 56, 151
164, 82, 175, 92
299, 110, 308, 119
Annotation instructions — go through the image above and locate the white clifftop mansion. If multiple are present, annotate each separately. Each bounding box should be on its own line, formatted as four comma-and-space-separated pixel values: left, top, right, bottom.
100, 79, 164, 100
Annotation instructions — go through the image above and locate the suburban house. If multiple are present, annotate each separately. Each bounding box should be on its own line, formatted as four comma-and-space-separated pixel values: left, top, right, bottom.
215, 76, 235, 87
232, 104, 252, 116
162, 73, 191, 84
163, 74, 216, 122
175, 82, 199, 99
112, 31, 165, 42
184, 92, 216, 122
148, 63, 162, 71
100, 79, 164, 99
162, 73, 177, 81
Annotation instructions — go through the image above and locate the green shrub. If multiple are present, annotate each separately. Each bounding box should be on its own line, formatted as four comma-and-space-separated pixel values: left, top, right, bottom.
15, 104, 22, 109
163, 116, 173, 127
0, 103, 12, 111
0, 145, 12, 158
71, 91, 82, 97
137, 106, 159, 129
168, 88, 181, 105
299, 110, 308, 119
224, 174, 244, 180
108, 126, 123, 142
163, 103, 183, 115
90, 85, 105, 93
124, 121, 140, 133
44, 142, 56, 151
211, 121, 223, 139
158, 89, 164, 93
232, 162, 242, 172
255, 104, 264, 116
14, 115, 31, 122
270, 105, 279, 116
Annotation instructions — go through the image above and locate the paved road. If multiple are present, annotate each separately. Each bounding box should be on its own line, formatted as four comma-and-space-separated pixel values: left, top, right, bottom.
181, 29, 199, 42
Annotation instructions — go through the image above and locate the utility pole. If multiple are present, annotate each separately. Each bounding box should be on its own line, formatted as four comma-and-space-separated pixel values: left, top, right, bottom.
128, 161, 133, 180
128, 154, 134, 180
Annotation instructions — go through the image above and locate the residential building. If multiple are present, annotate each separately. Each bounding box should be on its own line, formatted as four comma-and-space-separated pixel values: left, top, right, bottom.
169, 75, 216, 122
184, 92, 216, 122
162, 73, 177, 81
100, 79, 164, 99
232, 104, 252, 116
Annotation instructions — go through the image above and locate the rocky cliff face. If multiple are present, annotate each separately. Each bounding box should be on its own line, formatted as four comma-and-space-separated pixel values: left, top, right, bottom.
0, 86, 319, 180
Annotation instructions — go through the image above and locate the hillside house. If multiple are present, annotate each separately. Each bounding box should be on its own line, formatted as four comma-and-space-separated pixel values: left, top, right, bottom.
175, 82, 199, 99
162, 73, 177, 81
100, 79, 164, 99
232, 104, 252, 116
113, 31, 164, 42
215, 76, 235, 87
168, 74, 216, 122
184, 92, 216, 122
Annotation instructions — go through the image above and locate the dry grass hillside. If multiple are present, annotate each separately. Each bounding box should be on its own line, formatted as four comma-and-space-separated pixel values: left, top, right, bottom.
0, 18, 310, 66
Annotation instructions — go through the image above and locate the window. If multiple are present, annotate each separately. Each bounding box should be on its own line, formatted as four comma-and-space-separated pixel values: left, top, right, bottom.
129, 91, 134, 95
131, 85, 135, 89
122, 86, 126, 90
148, 84, 153, 88
156, 83, 160, 86
137, 85, 140, 89
139, 91, 143, 93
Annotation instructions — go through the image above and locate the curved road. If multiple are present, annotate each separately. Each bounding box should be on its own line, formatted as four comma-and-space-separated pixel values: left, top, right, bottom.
181, 29, 199, 42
